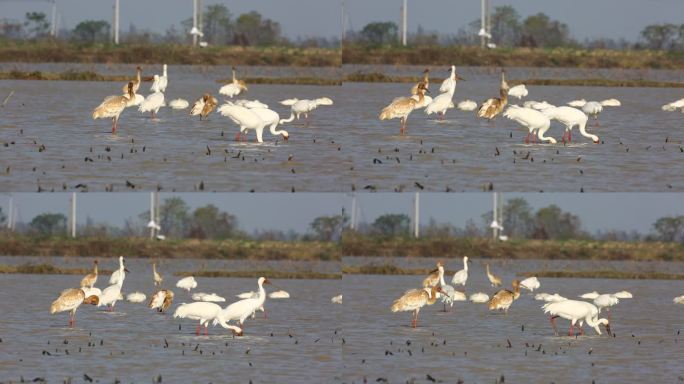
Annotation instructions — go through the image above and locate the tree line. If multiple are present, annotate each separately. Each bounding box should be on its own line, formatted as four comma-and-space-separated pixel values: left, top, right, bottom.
1, 197, 683, 244
348, 5, 684, 51
0, 5, 338, 48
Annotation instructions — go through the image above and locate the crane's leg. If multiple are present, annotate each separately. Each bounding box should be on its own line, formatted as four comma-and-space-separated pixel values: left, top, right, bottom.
195, 324, 201, 335
112, 118, 117, 134
204, 325, 209, 336
568, 322, 574, 336
568, 129, 572, 142
525, 132, 530, 144
550, 316, 559, 336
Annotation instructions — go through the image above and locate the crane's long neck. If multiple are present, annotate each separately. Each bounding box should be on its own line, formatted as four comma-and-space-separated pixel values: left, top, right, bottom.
163, 65, 167, 77
427, 287, 439, 304
578, 120, 599, 143
463, 258, 468, 271
94, 263, 98, 275
118, 260, 125, 286
257, 280, 267, 305
269, 122, 287, 138
537, 122, 555, 143
232, 68, 237, 83
438, 267, 445, 286
136, 68, 141, 83
153, 263, 157, 274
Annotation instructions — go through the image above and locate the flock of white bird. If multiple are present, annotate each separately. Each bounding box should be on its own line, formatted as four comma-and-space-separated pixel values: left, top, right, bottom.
92, 65, 333, 143
390, 257, 683, 336
377, 66, 659, 144
49, 257, 347, 336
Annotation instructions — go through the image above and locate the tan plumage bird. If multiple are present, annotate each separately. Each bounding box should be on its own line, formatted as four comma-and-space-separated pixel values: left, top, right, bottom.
153, 262, 163, 287
391, 285, 442, 328
149, 289, 174, 312
410, 68, 430, 95
190, 93, 218, 120
50, 288, 99, 327
80, 260, 98, 288
93, 82, 135, 133
122, 66, 142, 94
422, 261, 443, 288
477, 70, 509, 120
379, 82, 428, 135
486, 263, 502, 287
488, 279, 521, 314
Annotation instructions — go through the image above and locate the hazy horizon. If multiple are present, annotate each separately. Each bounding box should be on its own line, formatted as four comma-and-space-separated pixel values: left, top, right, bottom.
1, 193, 682, 235
3, 1, 683, 43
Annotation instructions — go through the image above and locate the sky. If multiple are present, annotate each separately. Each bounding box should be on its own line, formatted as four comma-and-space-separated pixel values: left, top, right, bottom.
1, 193, 682, 235
346, 0, 684, 42
0, 0, 342, 40
2, 1, 683, 42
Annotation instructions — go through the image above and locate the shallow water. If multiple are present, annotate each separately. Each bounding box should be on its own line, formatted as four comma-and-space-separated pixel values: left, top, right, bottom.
2, 255, 683, 382
342, 270, 684, 383
1, 66, 684, 192
0, 257, 342, 383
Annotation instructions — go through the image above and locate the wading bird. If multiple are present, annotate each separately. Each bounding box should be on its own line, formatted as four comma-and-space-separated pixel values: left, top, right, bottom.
451, 256, 471, 286
543, 299, 610, 336
214, 277, 270, 335
488, 280, 521, 314
149, 290, 174, 312
169, 98, 189, 110
126, 292, 146, 303
503, 106, 557, 144
122, 66, 142, 94
174, 301, 242, 336
100, 256, 129, 311
80, 260, 98, 289
519, 276, 540, 292
478, 70, 509, 120
150, 64, 168, 93
93, 82, 135, 133
391, 285, 443, 328
279, 97, 334, 124
426, 66, 464, 120
176, 276, 198, 291
190, 93, 218, 120
541, 106, 599, 144
153, 262, 163, 287
486, 263, 502, 287
50, 288, 99, 327
219, 66, 248, 98
379, 83, 428, 135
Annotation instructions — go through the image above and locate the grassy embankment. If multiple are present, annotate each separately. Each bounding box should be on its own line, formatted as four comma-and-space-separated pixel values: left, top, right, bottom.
343, 71, 684, 88
0, 41, 340, 66
3, 235, 684, 279
341, 235, 684, 279
0, 236, 338, 260
343, 44, 684, 69
0, 69, 341, 85
341, 235, 684, 261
